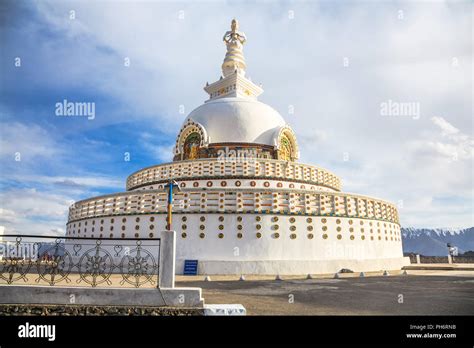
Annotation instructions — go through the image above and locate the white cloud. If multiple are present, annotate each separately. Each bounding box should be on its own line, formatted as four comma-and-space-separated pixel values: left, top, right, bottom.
0, 122, 61, 161
8, 174, 122, 189
0, 208, 17, 224
0, 188, 72, 235
407, 117, 473, 162
432, 116, 461, 136
139, 132, 174, 163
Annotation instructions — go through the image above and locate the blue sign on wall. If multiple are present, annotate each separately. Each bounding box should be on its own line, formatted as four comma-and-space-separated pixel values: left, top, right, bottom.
183, 260, 199, 275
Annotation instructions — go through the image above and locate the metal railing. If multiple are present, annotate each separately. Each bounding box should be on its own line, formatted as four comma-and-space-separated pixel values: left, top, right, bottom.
0, 235, 161, 288
407, 254, 474, 264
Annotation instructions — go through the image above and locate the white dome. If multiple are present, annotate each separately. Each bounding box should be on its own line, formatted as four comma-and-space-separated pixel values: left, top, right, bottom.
184, 98, 286, 145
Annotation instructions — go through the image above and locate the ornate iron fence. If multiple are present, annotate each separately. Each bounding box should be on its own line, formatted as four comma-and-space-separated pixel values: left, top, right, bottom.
0, 235, 160, 288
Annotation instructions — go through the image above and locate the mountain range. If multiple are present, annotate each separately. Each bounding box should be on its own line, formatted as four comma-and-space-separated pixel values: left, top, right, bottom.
401, 227, 474, 256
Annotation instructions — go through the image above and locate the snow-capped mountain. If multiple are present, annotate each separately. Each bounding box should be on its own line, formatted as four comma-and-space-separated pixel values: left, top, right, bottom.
401, 227, 474, 256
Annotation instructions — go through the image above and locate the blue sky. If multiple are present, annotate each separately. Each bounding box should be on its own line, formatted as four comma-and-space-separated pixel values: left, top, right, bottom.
0, 0, 472, 235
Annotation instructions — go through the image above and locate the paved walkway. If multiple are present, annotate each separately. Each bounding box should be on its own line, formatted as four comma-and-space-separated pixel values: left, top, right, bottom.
176, 271, 474, 315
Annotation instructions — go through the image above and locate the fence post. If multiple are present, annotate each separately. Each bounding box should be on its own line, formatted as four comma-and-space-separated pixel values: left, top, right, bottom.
416, 254, 420, 264
159, 230, 176, 288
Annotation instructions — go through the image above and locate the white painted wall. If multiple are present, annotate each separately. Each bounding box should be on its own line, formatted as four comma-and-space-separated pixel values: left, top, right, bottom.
67, 213, 405, 274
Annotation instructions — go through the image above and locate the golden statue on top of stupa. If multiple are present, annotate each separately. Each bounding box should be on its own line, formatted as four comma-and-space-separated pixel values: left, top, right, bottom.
222, 19, 247, 77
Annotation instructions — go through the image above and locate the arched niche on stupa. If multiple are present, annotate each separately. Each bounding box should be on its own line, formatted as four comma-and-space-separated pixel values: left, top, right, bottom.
174, 119, 209, 161
274, 126, 299, 161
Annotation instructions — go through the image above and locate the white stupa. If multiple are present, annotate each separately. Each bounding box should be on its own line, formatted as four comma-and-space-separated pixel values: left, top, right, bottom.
66, 20, 409, 274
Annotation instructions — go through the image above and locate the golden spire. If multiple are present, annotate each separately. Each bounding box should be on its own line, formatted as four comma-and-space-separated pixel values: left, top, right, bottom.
222, 19, 247, 77
204, 19, 262, 100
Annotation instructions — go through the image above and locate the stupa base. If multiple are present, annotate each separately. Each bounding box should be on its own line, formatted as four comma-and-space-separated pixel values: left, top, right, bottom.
177, 257, 411, 275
